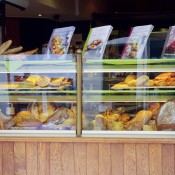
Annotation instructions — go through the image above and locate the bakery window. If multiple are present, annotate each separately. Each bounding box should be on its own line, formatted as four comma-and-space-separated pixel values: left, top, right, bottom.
0, 54, 77, 137
82, 37, 175, 138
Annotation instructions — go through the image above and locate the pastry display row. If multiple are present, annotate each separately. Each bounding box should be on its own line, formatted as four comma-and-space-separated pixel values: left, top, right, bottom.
0, 102, 77, 130
111, 72, 175, 89
0, 75, 72, 90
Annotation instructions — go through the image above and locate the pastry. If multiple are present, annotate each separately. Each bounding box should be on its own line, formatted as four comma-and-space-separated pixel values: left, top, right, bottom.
127, 79, 137, 86
143, 80, 154, 87
125, 110, 152, 130
153, 80, 167, 86
28, 102, 56, 122
118, 113, 131, 123
143, 125, 154, 131
124, 74, 137, 84
49, 77, 69, 87
111, 82, 129, 89
0, 40, 12, 55
136, 75, 149, 86
26, 75, 40, 85
107, 119, 124, 130
18, 81, 35, 88
36, 76, 51, 87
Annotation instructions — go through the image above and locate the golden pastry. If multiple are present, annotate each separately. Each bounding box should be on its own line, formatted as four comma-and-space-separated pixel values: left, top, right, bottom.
118, 113, 131, 123
153, 80, 167, 86
127, 79, 137, 86
18, 81, 35, 88
143, 80, 154, 87
136, 75, 149, 86
26, 75, 40, 85
36, 76, 51, 87
125, 110, 152, 130
124, 74, 137, 84
111, 82, 129, 89
143, 125, 154, 131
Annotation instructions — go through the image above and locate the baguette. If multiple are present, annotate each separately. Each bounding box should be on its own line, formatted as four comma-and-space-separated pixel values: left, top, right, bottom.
19, 48, 38, 55
0, 40, 12, 54
4, 46, 23, 54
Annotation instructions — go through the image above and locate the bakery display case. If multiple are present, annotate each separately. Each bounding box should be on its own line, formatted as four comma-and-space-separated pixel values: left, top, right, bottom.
0, 54, 78, 137
82, 44, 175, 138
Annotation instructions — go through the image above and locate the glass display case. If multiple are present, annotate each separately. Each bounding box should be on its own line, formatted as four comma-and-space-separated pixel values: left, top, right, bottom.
82, 39, 175, 138
0, 39, 175, 139
0, 54, 78, 137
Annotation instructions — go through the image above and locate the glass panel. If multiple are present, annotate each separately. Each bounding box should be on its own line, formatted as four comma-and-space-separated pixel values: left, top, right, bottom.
82, 37, 175, 137
0, 54, 77, 133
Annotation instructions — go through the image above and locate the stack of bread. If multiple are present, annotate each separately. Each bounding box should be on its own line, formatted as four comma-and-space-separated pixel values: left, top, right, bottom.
93, 105, 158, 131
0, 40, 38, 55
153, 72, 175, 86
0, 102, 77, 130
111, 74, 154, 89
112, 72, 175, 89
18, 75, 71, 89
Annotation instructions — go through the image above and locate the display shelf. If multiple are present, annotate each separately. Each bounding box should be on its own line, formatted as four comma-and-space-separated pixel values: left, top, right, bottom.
84, 64, 175, 73
0, 130, 76, 137
83, 94, 172, 102
82, 131, 175, 138
85, 58, 175, 65
83, 89, 175, 94
0, 58, 76, 73
83, 59, 175, 73
0, 95, 76, 102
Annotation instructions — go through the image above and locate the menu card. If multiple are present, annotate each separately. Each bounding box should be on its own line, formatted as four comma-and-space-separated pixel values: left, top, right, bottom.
46, 26, 75, 55
161, 26, 175, 58
82, 25, 113, 59
121, 25, 154, 59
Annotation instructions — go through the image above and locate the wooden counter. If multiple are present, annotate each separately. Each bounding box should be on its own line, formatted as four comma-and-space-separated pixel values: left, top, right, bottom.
0, 137, 175, 175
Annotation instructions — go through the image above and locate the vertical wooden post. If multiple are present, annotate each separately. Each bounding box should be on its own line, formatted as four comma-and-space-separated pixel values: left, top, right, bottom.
76, 49, 82, 137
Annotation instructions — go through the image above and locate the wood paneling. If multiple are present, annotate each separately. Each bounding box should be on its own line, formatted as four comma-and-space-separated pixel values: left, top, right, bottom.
26, 143, 38, 175
61, 143, 75, 175
0, 140, 174, 175
50, 143, 62, 175
2, 142, 14, 175
111, 144, 124, 175
14, 142, 26, 175
124, 144, 136, 175
149, 144, 162, 175
74, 143, 87, 175
87, 143, 99, 175
99, 143, 111, 175
38, 143, 50, 175
136, 144, 149, 175
162, 144, 175, 175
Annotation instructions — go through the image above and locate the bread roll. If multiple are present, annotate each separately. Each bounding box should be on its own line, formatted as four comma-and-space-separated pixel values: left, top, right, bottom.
36, 76, 51, 87
125, 110, 152, 130
143, 80, 154, 87
136, 75, 149, 86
